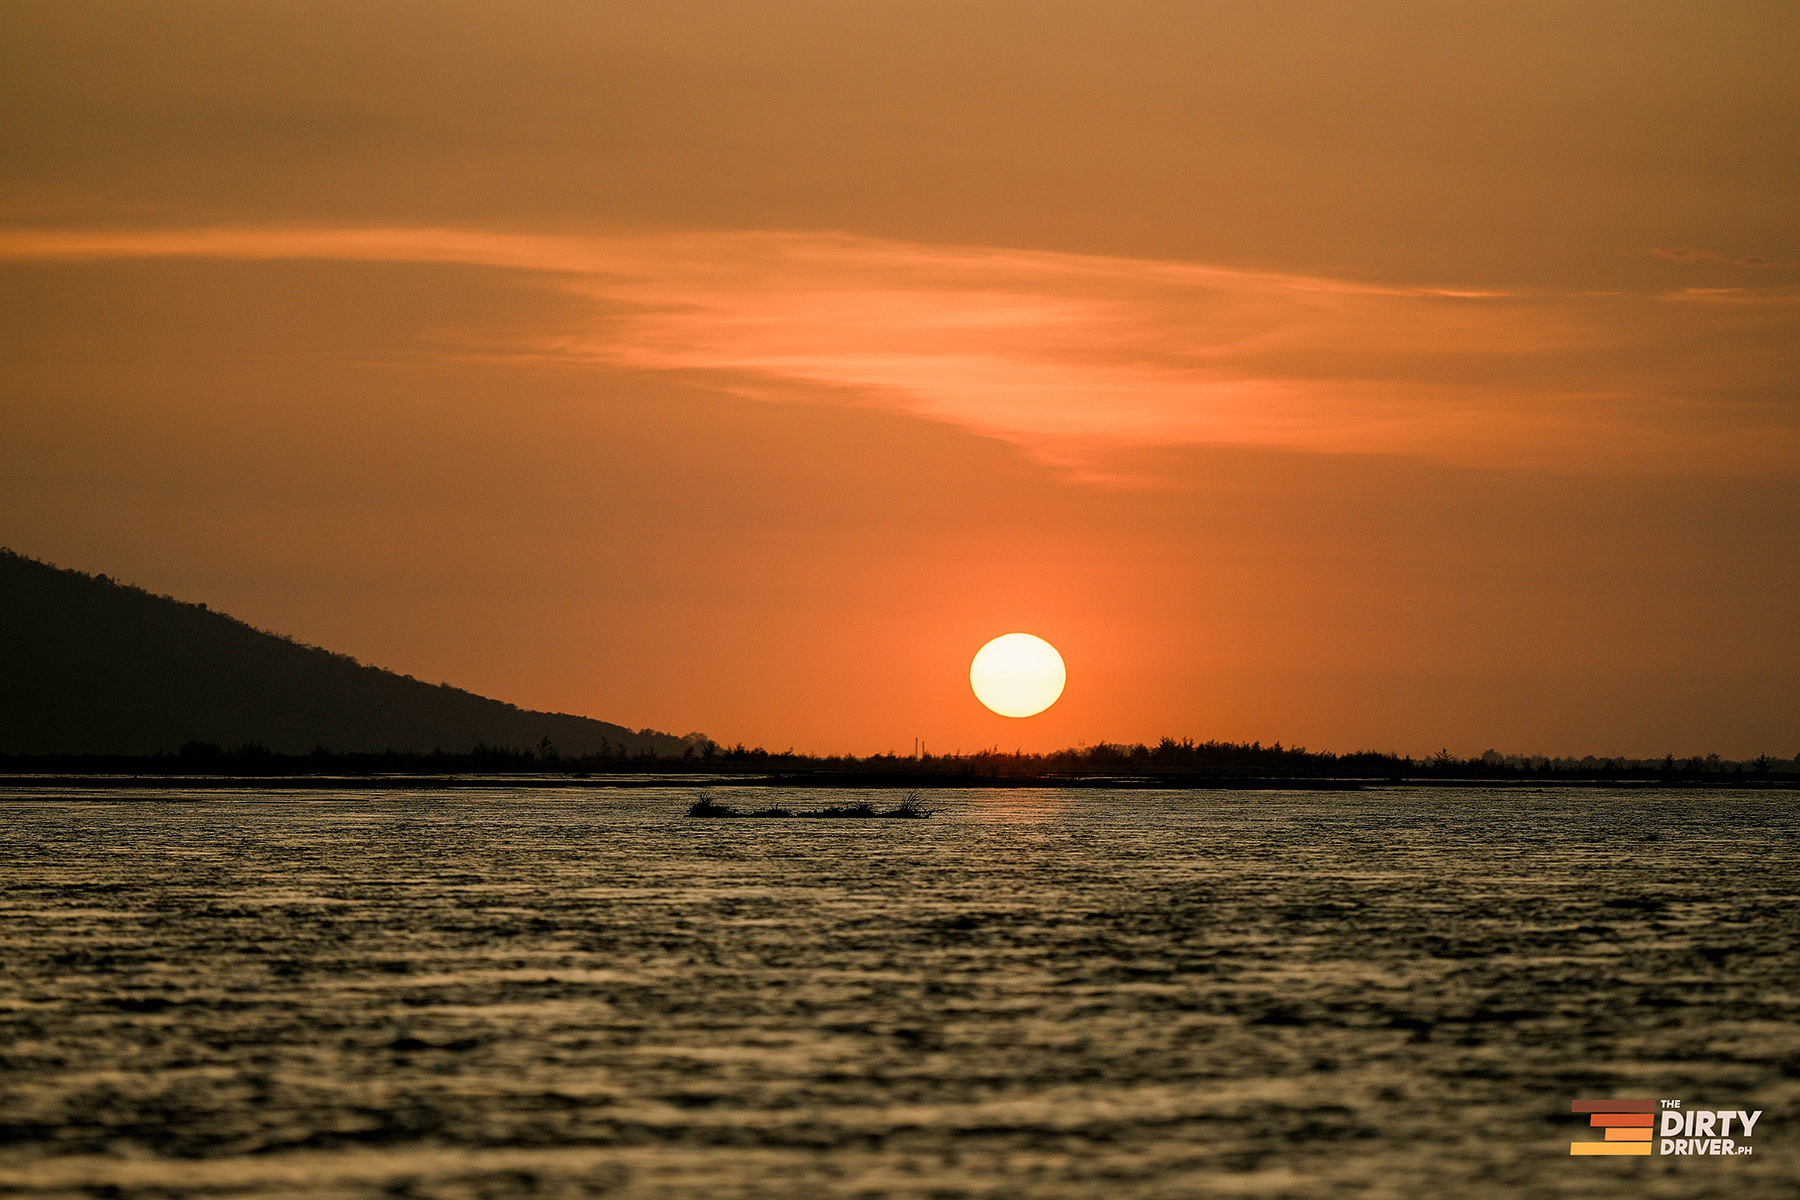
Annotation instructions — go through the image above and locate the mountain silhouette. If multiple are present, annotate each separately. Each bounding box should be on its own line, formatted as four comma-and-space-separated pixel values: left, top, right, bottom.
0, 549, 699, 757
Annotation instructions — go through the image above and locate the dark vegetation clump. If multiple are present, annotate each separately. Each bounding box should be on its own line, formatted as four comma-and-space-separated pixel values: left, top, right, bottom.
686, 792, 931, 819
805, 801, 880, 818
887, 793, 931, 819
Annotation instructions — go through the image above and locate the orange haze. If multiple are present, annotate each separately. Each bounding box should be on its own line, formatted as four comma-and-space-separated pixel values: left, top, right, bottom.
2, 2, 1797, 757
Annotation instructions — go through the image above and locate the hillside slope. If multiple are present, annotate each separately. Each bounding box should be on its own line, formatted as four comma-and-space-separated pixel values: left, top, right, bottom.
0, 550, 697, 757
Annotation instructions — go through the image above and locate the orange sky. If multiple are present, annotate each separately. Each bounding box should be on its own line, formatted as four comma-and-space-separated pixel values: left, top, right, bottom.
2, 2, 1797, 757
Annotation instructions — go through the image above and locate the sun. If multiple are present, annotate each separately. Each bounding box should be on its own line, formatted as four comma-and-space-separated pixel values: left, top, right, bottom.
969, 633, 1066, 718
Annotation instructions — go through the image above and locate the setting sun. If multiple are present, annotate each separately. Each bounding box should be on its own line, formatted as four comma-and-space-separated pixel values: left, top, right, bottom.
970, 633, 1067, 718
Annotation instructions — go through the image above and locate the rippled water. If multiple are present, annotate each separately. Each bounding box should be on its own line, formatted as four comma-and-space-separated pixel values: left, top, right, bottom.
1, 786, 1795, 1198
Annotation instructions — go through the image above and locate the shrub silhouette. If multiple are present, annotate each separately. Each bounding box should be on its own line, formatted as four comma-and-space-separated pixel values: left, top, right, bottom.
686, 792, 932, 819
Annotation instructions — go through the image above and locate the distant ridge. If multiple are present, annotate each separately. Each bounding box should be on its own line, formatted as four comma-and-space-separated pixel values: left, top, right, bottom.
0, 549, 701, 757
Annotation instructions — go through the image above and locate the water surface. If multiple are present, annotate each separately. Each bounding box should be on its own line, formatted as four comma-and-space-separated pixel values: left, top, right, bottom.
1, 786, 1794, 1198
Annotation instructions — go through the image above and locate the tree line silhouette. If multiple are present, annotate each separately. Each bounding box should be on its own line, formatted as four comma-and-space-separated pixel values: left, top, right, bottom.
4, 736, 1794, 784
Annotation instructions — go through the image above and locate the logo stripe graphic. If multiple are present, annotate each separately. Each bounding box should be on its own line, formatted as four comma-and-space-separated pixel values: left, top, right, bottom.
1570, 1100, 1658, 1156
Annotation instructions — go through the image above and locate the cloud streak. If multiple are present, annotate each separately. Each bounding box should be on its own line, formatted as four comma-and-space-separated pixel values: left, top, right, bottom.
4, 226, 1795, 474
1651, 247, 1797, 270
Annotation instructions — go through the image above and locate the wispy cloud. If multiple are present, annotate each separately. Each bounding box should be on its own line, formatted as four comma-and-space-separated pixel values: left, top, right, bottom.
1651, 247, 1797, 269
4, 226, 1796, 474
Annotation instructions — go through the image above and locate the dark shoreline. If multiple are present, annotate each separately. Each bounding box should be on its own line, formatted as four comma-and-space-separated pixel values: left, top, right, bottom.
8, 737, 1794, 791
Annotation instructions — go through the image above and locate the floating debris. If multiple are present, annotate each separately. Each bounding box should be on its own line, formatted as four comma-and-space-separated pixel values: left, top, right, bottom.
687, 791, 930, 819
